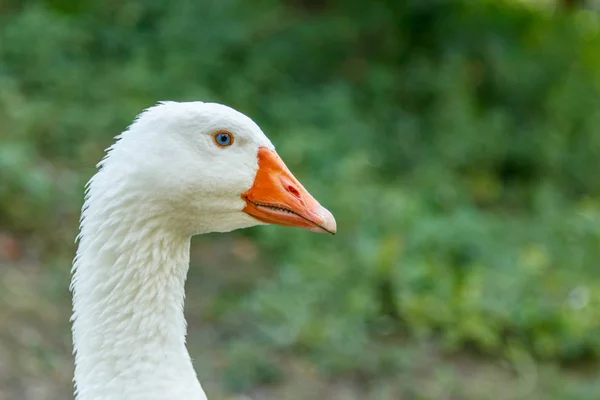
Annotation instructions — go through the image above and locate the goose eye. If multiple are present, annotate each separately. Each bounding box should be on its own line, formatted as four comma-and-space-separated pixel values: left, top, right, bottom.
213, 131, 234, 148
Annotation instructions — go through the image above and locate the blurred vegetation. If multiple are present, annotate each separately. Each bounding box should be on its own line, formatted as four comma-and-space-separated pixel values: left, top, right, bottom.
1, 0, 600, 399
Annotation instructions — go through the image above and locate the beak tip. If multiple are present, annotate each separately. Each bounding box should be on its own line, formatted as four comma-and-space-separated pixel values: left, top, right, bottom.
318, 206, 337, 235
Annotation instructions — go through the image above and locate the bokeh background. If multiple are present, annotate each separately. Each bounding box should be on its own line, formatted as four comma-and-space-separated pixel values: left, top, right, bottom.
1, 0, 600, 399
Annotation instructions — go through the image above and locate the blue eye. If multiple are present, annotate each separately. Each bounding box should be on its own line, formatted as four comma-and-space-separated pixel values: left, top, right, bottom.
213, 131, 234, 147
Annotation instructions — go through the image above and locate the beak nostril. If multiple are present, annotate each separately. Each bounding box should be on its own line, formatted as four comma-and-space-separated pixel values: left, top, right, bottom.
287, 185, 300, 198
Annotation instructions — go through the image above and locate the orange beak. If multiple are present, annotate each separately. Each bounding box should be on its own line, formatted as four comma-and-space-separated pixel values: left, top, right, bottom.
242, 147, 336, 234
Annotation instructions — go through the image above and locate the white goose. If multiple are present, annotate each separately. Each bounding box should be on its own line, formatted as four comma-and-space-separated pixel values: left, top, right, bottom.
70, 101, 336, 400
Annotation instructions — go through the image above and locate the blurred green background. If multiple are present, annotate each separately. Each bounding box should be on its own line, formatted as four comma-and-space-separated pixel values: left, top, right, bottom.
1, 0, 600, 399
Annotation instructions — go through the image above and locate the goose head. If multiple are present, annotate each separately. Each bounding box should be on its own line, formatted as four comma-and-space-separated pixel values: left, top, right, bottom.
96, 101, 336, 236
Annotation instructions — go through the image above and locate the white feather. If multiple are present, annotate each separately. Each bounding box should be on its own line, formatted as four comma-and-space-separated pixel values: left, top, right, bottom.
71, 101, 275, 400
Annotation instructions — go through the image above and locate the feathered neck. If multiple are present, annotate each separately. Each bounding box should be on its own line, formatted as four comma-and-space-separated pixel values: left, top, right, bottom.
71, 167, 207, 400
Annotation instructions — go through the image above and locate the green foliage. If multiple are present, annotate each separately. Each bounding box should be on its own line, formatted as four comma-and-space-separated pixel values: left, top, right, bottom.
2, 0, 600, 396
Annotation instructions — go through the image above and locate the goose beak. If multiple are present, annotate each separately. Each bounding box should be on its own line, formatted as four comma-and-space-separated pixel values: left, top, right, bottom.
242, 147, 336, 234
